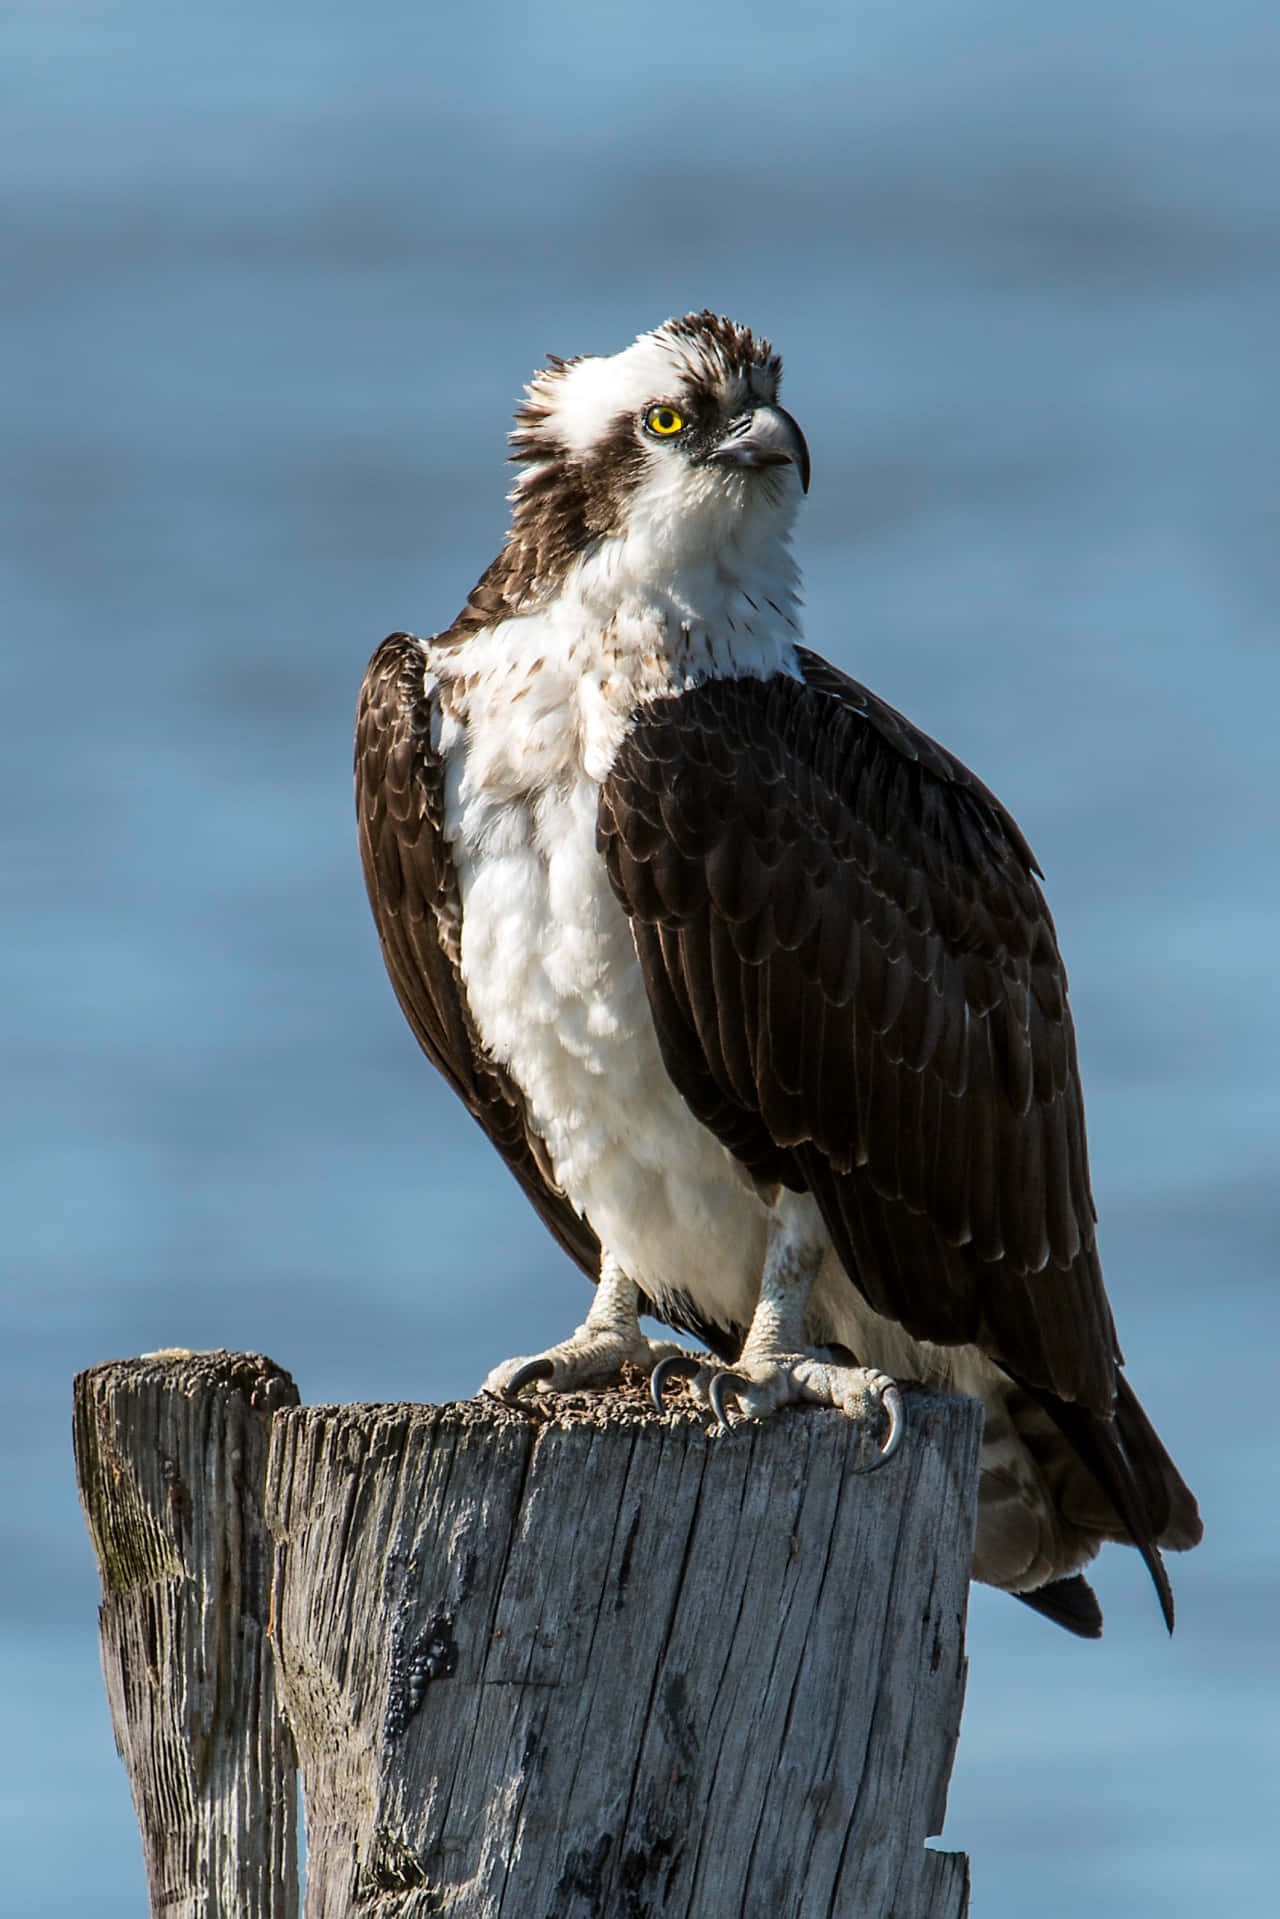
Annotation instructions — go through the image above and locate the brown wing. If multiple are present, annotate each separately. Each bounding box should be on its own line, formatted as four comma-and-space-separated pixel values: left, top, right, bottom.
597, 660, 1119, 1412
598, 658, 1202, 1620
356, 631, 601, 1280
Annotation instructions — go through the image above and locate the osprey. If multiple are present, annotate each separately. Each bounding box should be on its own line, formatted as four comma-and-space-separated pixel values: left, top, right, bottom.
356, 312, 1201, 1635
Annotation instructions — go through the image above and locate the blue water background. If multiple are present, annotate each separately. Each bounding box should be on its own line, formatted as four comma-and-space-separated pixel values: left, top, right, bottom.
3, 2, 1277, 1909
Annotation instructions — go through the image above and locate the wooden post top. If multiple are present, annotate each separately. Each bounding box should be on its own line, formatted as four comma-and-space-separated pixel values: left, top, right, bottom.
76, 1351, 981, 1919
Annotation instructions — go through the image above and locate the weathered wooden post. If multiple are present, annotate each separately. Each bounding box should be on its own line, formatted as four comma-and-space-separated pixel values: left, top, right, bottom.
75, 1351, 982, 1918
73, 1349, 301, 1919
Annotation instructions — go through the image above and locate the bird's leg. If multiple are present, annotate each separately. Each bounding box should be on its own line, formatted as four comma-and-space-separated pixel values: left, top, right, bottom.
665, 1199, 904, 1467
481, 1254, 691, 1400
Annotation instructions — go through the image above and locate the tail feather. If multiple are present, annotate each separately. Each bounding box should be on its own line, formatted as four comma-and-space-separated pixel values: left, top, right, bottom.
1115, 1374, 1203, 1552
1014, 1373, 1184, 1633
1014, 1573, 1103, 1638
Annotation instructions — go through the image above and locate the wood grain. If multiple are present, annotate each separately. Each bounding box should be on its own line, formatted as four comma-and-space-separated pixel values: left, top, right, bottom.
74, 1349, 301, 1919
266, 1385, 980, 1918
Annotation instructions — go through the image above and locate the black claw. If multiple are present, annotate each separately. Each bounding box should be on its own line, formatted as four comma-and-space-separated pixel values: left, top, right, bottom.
503, 1357, 555, 1399
650, 1354, 702, 1410
709, 1372, 747, 1432
856, 1384, 906, 1470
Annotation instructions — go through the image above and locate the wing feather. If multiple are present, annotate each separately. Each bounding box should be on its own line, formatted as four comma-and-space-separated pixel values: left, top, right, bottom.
708, 914, 757, 1107
597, 658, 1117, 1410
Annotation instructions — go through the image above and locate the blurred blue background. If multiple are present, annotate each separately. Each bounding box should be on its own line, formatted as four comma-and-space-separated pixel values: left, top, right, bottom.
3, 1, 1277, 1910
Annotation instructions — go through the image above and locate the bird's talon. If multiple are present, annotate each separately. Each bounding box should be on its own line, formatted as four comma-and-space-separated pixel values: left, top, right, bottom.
709, 1371, 747, 1431
854, 1382, 905, 1470
880, 1383, 905, 1461
650, 1353, 702, 1410
503, 1357, 555, 1399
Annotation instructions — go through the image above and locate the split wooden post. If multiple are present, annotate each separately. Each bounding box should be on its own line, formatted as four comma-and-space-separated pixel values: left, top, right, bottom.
75, 1352, 983, 1919
73, 1349, 301, 1919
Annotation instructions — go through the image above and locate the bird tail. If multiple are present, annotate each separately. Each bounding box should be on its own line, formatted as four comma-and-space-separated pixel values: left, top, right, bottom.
1014, 1573, 1103, 1638
1016, 1372, 1202, 1633
1114, 1374, 1203, 1553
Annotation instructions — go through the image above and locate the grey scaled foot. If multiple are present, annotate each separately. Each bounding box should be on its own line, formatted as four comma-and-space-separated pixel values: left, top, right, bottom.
651, 1199, 908, 1468
480, 1257, 687, 1400
712, 1353, 904, 1467
653, 1346, 904, 1470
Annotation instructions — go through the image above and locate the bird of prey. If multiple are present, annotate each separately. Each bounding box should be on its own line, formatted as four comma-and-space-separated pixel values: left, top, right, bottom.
356, 311, 1201, 1635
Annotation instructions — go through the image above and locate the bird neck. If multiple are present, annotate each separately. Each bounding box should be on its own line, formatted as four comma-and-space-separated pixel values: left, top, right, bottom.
560, 515, 804, 688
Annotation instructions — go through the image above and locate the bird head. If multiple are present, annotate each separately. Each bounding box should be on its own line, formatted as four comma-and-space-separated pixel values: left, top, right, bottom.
501, 312, 809, 608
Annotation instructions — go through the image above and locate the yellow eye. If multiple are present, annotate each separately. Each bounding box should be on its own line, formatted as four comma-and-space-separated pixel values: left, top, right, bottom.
644, 404, 685, 436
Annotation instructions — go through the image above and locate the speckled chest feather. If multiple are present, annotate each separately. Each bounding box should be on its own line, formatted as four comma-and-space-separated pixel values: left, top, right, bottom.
432, 567, 800, 1328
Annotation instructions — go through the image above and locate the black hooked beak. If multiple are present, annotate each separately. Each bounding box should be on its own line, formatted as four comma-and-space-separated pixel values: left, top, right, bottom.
704, 405, 811, 494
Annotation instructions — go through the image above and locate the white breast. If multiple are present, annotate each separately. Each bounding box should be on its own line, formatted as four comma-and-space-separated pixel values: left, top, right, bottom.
435, 573, 797, 1331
